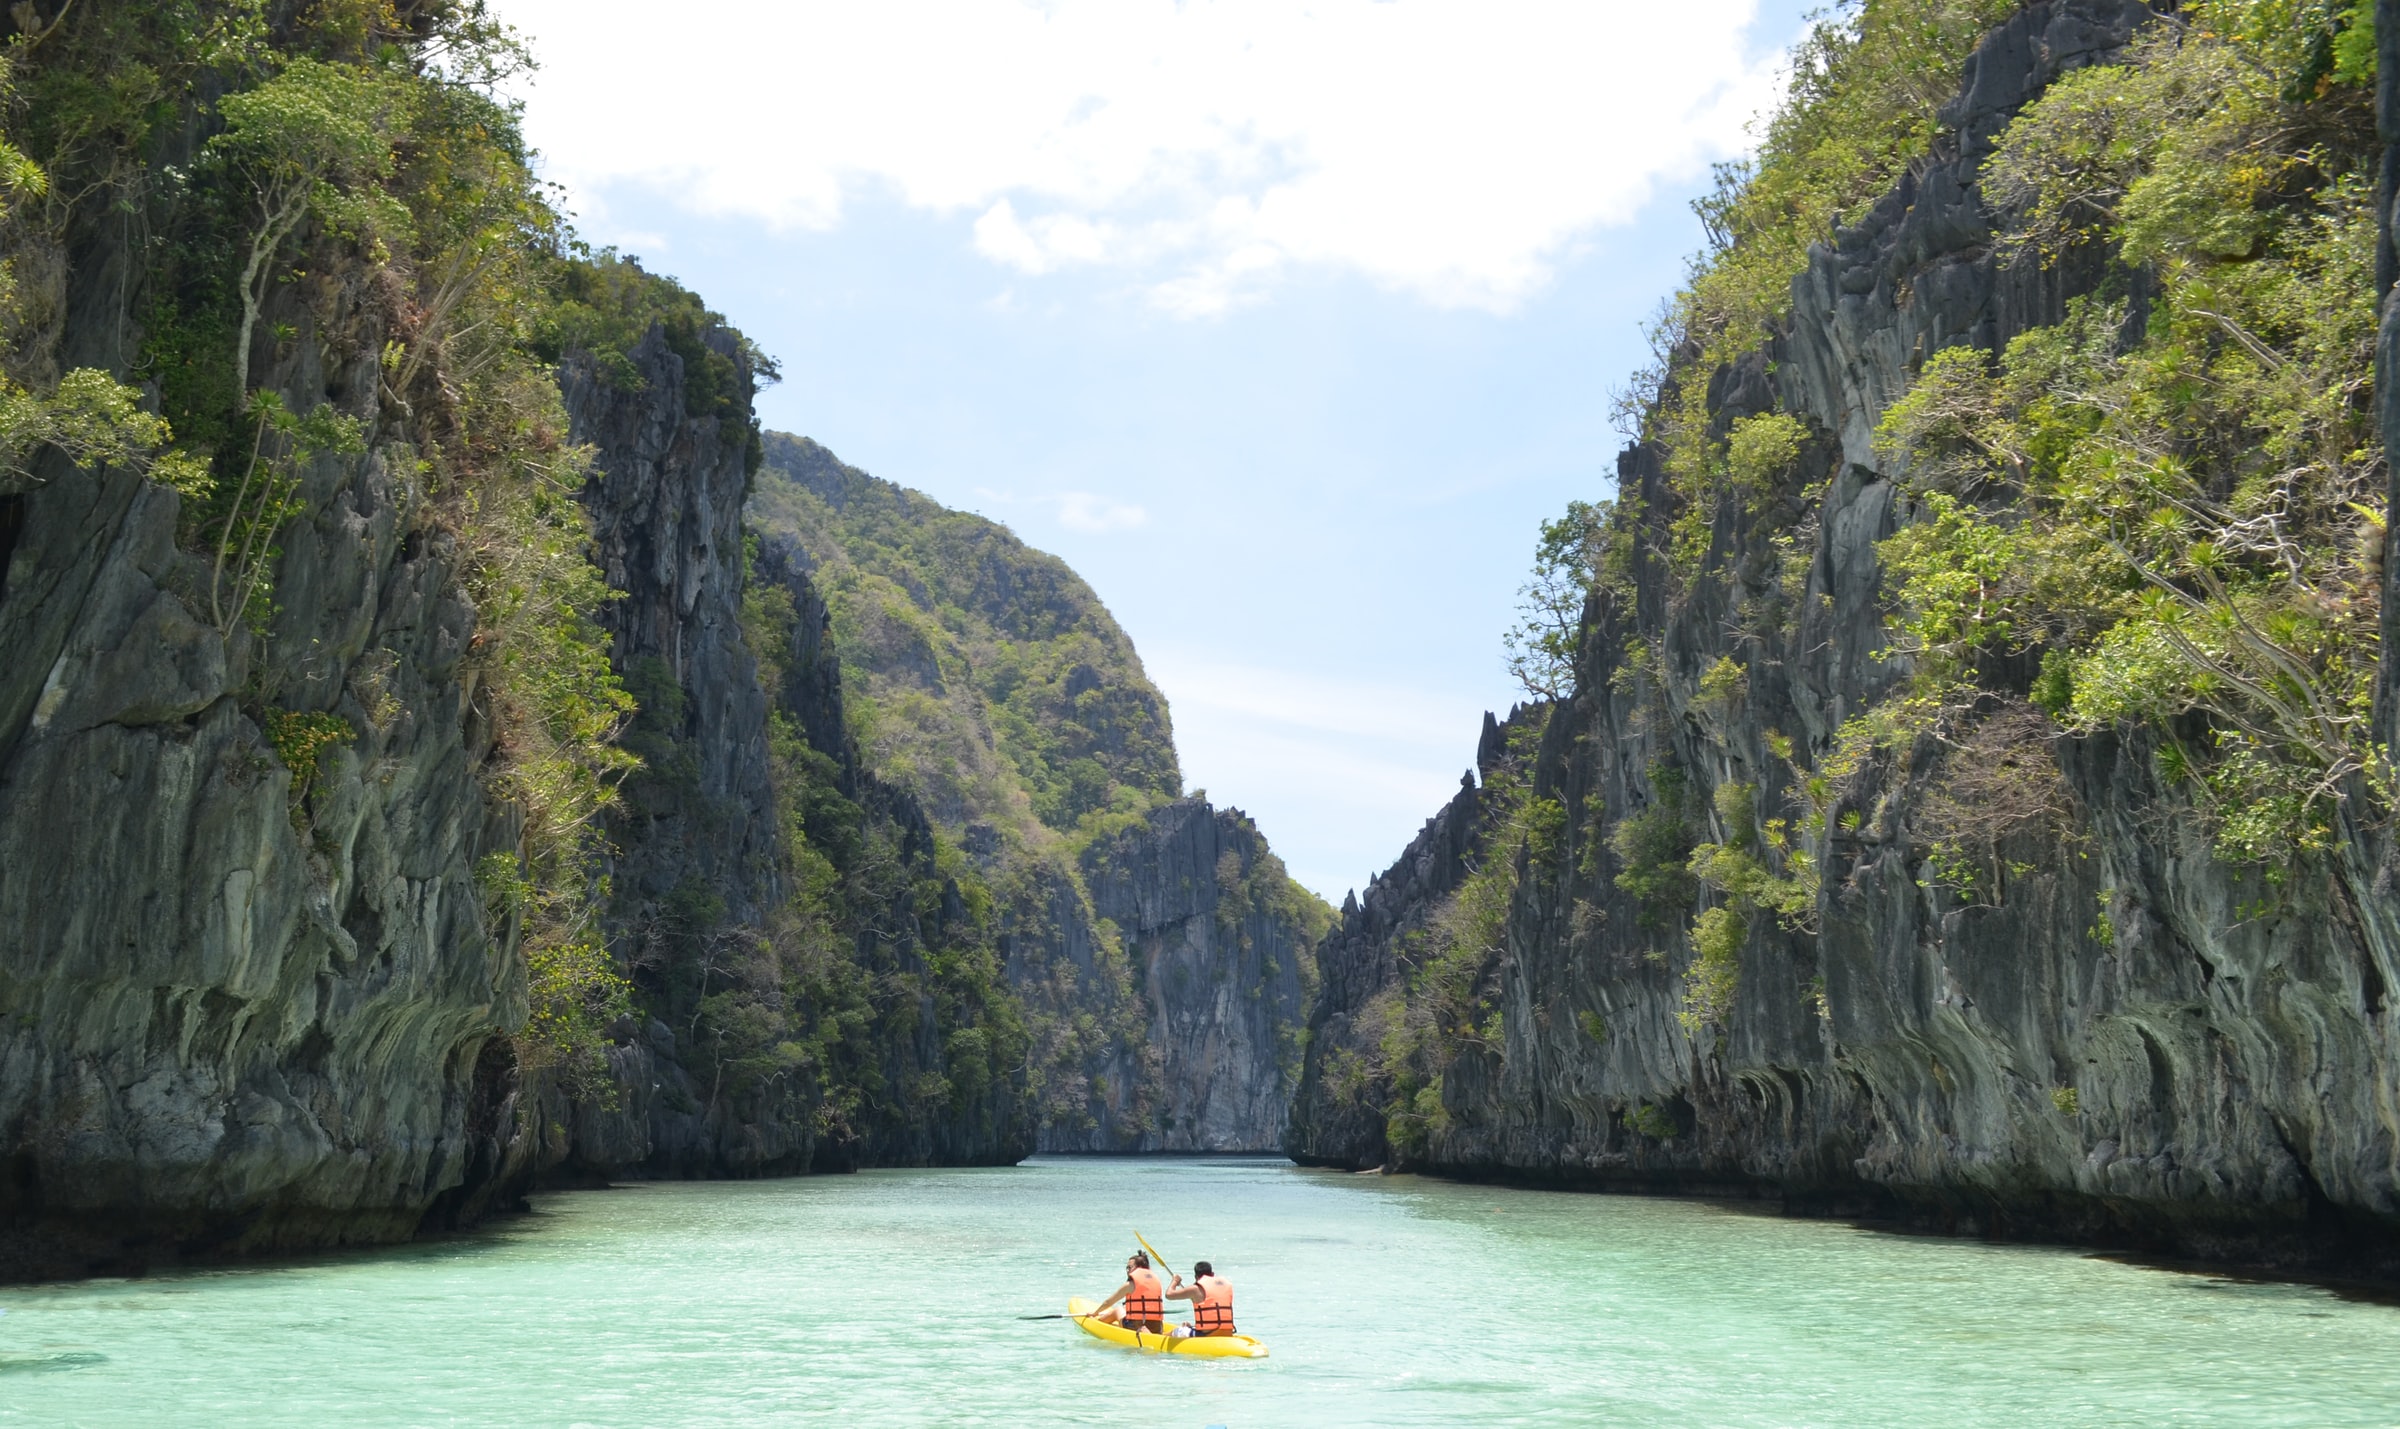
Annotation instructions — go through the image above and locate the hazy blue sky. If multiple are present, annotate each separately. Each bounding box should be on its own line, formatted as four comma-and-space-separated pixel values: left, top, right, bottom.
497, 0, 1813, 901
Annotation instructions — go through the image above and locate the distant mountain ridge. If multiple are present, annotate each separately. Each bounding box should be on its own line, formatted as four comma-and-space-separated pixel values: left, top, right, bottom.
749, 431, 1331, 1152
750, 432, 1178, 855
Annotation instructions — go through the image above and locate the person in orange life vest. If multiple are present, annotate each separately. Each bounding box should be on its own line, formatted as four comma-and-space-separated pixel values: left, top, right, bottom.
1166, 1261, 1235, 1338
1089, 1251, 1167, 1332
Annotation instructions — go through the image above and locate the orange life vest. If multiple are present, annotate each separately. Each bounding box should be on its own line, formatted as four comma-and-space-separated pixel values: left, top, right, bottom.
1124, 1267, 1164, 1323
1193, 1275, 1235, 1335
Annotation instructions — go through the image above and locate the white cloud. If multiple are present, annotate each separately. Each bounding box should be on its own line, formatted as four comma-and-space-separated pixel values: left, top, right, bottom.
973, 199, 1122, 274
500, 0, 1784, 314
965, 485, 1148, 532
1054, 491, 1148, 532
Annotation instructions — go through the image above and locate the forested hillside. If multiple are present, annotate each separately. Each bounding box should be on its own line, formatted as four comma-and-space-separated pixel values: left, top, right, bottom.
751, 433, 1331, 1152
751, 432, 1180, 850
1293, 0, 2400, 1279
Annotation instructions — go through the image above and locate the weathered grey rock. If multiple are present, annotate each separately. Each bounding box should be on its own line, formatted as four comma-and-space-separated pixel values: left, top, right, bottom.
537, 320, 815, 1179
1779, 0, 2148, 479
1286, 732, 1505, 1169
1071, 799, 1314, 1151
0, 220, 516, 1276
1294, 0, 2400, 1279
496, 318, 1035, 1183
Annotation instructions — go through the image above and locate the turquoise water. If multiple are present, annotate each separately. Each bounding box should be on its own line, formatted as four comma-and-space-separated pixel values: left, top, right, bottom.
3, 1157, 2396, 1427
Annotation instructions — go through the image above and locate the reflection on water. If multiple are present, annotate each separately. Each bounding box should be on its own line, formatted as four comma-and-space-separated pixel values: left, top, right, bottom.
2, 1157, 2396, 1427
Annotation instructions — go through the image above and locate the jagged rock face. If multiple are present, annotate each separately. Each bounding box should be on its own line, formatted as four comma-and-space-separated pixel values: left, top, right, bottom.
998, 858, 1151, 1147
0, 210, 515, 1276
1295, 0, 2400, 1277
520, 332, 1034, 1181
1779, 0, 2142, 479
996, 796, 1323, 1155
1074, 800, 1314, 1151
752, 434, 1322, 1154
1285, 718, 1507, 1168
534, 324, 815, 1180
568, 331, 780, 935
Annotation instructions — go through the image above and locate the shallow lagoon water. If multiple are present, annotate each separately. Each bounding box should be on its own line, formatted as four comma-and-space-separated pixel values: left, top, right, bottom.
3, 1156, 2396, 1427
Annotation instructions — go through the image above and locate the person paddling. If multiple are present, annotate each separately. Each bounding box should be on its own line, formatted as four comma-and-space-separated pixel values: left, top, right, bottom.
1167, 1261, 1235, 1338
1088, 1251, 1167, 1333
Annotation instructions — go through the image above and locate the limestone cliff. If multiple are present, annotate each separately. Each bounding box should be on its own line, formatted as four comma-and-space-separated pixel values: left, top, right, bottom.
534, 316, 795, 1177
1285, 715, 1516, 1168
751, 436, 1328, 1152
1293, 0, 2400, 1280
0, 63, 515, 1275
0, 7, 1033, 1278
520, 298, 1031, 1182
1057, 799, 1320, 1150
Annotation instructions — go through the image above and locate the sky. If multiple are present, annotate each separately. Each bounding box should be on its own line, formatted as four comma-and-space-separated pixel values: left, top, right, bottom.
493, 0, 1815, 903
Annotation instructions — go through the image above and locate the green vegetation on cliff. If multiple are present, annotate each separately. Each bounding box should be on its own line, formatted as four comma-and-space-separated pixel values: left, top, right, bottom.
1870, 3, 2382, 867
1, 0, 643, 1081
1629, 0, 2018, 571
746, 432, 1175, 1138
1542, 0, 2383, 1029
750, 432, 1328, 1151
746, 436, 1169, 1144
749, 432, 1181, 852
731, 559, 1029, 1158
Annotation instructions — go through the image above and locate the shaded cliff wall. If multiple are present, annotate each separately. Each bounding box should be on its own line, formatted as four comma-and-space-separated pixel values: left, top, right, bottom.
0, 97, 514, 1276
1284, 714, 1515, 1168
1000, 811, 1319, 1155
523, 318, 1032, 1181
0, 2, 1059, 1284
753, 435, 1326, 1153
1058, 799, 1316, 1151
1295, 0, 2400, 1278
529, 321, 803, 1178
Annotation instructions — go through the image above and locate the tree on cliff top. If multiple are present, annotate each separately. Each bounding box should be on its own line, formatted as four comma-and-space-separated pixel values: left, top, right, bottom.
1505, 498, 1609, 700
210, 56, 413, 395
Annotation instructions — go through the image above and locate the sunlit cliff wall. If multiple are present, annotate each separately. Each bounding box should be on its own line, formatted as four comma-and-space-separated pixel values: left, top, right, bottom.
1294, 0, 2400, 1279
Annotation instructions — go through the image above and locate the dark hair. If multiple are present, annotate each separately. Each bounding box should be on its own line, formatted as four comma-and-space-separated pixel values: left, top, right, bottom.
1129, 1251, 1149, 1269
1194, 1261, 1213, 1278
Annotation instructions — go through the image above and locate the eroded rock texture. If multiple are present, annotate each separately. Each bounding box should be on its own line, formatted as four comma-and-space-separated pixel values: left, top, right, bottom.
1285, 717, 1512, 1169
1294, 0, 2400, 1278
520, 324, 1032, 1181
510, 322, 810, 1179
1057, 799, 1315, 1152
0, 224, 1034, 1279
0, 202, 516, 1278
754, 436, 1322, 1154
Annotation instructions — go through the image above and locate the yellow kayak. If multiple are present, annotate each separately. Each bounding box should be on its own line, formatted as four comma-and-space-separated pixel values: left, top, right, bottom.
1065, 1297, 1270, 1359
